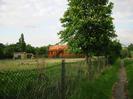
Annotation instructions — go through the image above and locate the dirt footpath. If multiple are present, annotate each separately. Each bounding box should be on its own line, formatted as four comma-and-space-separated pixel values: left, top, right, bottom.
112, 60, 128, 99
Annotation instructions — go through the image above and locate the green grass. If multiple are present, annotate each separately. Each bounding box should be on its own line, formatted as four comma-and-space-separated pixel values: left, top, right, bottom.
0, 60, 84, 99
69, 62, 119, 99
125, 59, 133, 99
0, 64, 62, 99
0, 59, 119, 99
0, 58, 84, 71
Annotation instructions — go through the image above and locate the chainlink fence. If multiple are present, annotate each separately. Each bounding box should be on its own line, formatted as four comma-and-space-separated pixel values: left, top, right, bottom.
0, 57, 108, 99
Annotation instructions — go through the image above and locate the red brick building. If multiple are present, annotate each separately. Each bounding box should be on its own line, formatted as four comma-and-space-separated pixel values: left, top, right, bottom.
48, 45, 83, 58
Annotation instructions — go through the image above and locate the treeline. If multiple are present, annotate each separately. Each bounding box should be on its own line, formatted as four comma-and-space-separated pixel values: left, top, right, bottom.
121, 43, 133, 58
0, 33, 133, 60
0, 34, 48, 59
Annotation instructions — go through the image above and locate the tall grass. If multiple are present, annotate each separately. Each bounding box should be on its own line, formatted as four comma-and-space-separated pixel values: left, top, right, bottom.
125, 59, 133, 98
69, 61, 119, 99
0, 58, 119, 99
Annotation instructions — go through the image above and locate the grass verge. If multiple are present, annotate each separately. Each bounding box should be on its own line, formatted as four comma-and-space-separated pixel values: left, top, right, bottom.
68, 61, 119, 99
125, 59, 133, 99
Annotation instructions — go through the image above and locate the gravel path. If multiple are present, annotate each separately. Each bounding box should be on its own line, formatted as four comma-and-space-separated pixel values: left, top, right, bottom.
112, 60, 128, 99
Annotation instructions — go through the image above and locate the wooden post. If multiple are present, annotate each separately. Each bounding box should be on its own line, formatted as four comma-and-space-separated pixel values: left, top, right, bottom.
91, 59, 94, 79
106, 56, 109, 67
88, 57, 93, 80
103, 57, 106, 69
61, 59, 66, 99
97, 56, 100, 73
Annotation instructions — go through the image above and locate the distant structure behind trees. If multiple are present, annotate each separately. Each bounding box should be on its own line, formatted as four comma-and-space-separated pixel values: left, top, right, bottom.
0, 34, 48, 59
0, 34, 84, 59
48, 45, 84, 58
1, 33, 132, 60
13, 52, 34, 59
13, 33, 34, 59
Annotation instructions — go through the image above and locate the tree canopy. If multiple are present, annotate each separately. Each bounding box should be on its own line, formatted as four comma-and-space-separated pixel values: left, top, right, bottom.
59, 0, 117, 58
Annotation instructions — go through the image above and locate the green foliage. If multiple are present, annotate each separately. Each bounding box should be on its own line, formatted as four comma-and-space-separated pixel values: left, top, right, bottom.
121, 48, 131, 59
3, 44, 17, 59
128, 43, 133, 51
18, 33, 26, 52
0, 33, 49, 59
0, 60, 119, 99
70, 62, 119, 99
0, 43, 5, 59
127, 44, 133, 58
35, 46, 48, 57
125, 59, 133, 99
26, 44, 36, 54
107, 40, 122, 64
59, 0, 116, 57
0, 43, 49, 59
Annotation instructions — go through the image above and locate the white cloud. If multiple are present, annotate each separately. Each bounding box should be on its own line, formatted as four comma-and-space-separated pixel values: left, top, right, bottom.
0, 0, 67, 28
112, 0, 133, 25
117, 29, 133, 45
111, 0, 133, 45
0, 0, 133, 46
0, 0, 68, 46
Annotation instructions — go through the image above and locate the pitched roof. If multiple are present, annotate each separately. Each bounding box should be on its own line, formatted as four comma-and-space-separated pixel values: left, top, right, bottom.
49, 45, 68, 51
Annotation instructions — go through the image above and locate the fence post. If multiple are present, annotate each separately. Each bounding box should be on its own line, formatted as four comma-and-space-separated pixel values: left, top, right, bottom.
61, 59, 66, 99
97, 57, 101, 73
88, 57, 93, 80
106, 56, 109, 67
103, 57, 106, 69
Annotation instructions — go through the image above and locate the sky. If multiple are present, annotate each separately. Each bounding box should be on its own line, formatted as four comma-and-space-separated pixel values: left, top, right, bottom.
0, 0, 132, 47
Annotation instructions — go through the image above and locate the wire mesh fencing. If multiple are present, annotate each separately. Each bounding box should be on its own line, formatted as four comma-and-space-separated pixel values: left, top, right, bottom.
0, 57, 108, 99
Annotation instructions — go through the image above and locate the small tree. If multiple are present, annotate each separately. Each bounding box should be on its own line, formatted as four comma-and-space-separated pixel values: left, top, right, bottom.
108, 40, 122, 64
128, 43, 133, 51
18, 33, 26, 52
128, 44, 133, 58
121, 48, 131, 59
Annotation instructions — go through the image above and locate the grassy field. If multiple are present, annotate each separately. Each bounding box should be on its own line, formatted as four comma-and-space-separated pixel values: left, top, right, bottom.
0, 58, 84, 71
0, 58, 119, 99
125, 58, 133, 99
